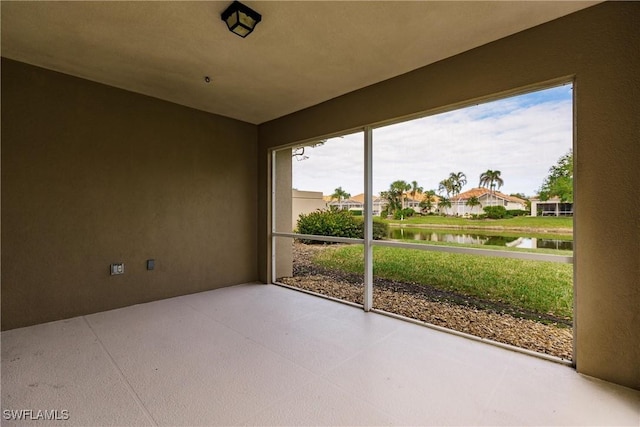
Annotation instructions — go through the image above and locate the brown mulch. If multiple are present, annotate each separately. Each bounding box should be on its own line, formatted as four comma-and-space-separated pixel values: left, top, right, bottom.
278, 242, 573, 360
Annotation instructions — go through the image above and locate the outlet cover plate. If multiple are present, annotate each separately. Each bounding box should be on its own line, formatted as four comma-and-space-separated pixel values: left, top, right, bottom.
110, 263, 125, 275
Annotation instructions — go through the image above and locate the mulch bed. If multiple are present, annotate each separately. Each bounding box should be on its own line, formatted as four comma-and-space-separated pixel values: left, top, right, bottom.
277, 242, 573, 360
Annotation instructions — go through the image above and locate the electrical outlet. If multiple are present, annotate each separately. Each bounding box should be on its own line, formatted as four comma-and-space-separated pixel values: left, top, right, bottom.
110, 263, 125, 275
147, 259, 155, 270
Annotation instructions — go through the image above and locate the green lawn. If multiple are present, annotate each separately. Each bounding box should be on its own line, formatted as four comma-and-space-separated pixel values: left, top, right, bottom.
386, 215, 573, 231
314, 244, 573, 320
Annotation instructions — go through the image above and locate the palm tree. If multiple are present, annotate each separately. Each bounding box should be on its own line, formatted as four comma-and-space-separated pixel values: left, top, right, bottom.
437, 197, 451, 214
448, 172, 467, 196
438, 179, 453, 197
330, 186, 351, 210
466, 196, 481, 215
419, 190, 437, 214
390, 180, 411, 209
381, 180, 409, 216
409, 180, 423, 209
479, 170, 504, 206
448, 171, 467, 214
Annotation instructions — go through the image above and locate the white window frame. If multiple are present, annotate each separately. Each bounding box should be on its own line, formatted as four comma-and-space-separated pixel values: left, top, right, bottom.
271, 81, 574, 336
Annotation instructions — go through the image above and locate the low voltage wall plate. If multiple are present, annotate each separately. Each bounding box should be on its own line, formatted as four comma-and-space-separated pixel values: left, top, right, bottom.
110, 263, 125, 275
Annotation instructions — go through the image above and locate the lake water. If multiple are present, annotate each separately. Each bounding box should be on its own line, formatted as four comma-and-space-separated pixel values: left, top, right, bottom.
387, 228, 573, 251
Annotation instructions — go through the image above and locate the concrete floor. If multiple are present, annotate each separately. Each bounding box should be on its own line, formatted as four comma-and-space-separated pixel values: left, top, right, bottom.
2, 283, 639, 426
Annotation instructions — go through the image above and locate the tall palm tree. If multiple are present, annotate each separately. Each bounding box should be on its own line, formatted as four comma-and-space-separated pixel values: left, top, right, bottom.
448, 171, 467, 214
330, 186, 351, 210
381, 180, 409, 215
438, 179, 453, 197
409, 180, 423, 208
479, 170, 504, 206
390, 180, 411, 209
448, 172, 467, 196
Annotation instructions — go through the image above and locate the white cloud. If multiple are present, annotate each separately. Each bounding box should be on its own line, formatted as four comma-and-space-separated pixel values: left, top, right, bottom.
292, 86, 573, 197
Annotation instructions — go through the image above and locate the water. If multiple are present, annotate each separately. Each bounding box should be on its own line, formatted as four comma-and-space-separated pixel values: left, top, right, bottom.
387, 228, 573, 251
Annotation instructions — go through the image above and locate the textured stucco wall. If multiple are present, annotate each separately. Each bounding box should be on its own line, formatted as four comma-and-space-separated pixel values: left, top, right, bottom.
1, 58, 259, 330
292, 190, 326, 230
258, 3, 639, 389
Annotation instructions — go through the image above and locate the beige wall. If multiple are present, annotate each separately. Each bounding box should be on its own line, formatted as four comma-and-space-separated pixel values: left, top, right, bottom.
292, 190, 326, 230
274, 149, 293, 279
259, 3, 639, 390
1, 58, 258, 330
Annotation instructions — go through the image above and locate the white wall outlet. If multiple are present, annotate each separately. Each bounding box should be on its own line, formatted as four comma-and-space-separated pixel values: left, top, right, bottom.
110, 263, 125, 275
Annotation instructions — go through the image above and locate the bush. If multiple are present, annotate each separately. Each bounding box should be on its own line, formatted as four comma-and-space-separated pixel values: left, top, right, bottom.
296, 209, 361, 243
507, 209, 529, 217
392, 208, 415, 220
470, 213, 486, 220
483, 205, 511, 219
369, 218, 389, 240
295, 209, 388, 243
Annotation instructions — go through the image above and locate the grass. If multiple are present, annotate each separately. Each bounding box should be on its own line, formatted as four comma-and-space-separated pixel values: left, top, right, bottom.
382, 236, 573, 256
386, 215, 573, 231
314, 244, 573, 320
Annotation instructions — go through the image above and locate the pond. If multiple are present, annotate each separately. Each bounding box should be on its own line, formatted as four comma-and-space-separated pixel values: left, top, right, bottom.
387, 227, 573, 251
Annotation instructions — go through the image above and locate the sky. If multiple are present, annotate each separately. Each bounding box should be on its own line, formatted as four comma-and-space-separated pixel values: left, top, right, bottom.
291, 84, 573, 197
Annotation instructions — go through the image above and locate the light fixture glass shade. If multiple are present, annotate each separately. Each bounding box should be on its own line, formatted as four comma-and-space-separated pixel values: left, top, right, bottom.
221, 1, 262, 38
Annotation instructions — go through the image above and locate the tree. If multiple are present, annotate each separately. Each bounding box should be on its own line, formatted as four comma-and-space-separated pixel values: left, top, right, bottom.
448, 172, 467, 196
479, 170, 504, 206
392, 180, 411, 209
381, 180, 413, 216
409, 180, 423, 206
437, 197, 451, 213
438, 179, 453, 197
466, 196, 481, 215
291, 139, 326, 161
538, 150, 573, 202
448, 171, 467, 215
330, 186, 351, 210
419, 190, 437, 214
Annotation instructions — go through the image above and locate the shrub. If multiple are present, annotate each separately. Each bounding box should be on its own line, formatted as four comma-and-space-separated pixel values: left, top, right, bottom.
295, 209, 388, 244
392, 208, 415, 220
370, 218, 389, 240
507, 209, 529, 217
470, 213, 486, 220
483, 205, 511, 219
296, 209, 361, 243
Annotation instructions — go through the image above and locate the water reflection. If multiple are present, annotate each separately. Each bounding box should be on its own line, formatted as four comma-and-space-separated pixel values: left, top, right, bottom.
388, 228, 573, 251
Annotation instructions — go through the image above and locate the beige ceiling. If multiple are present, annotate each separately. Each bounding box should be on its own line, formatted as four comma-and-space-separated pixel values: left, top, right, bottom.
1, 1, 598, 124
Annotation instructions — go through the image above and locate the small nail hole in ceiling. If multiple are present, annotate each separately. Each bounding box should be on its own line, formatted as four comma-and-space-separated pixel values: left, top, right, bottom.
204, 76, 211, 83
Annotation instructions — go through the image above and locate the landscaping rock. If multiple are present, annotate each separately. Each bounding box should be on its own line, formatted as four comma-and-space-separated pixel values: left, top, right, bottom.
278, 242, 573, 360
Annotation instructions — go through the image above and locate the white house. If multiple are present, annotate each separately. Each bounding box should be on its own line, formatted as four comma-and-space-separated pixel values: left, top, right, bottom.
530, 196, 573, 216
447, 188, 527, 216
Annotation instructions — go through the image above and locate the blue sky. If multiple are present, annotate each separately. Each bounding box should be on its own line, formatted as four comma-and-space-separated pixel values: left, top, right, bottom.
292, 84, 573, 197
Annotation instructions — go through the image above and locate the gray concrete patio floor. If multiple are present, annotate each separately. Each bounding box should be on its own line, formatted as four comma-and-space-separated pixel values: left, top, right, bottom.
2, 283, 639, 426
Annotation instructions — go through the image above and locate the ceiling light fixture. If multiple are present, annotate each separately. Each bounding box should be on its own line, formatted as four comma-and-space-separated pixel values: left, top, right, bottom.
221, 1, 262, 38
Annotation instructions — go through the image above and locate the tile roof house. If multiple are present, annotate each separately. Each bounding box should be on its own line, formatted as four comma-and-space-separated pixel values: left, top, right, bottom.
448, 188, 527, 216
